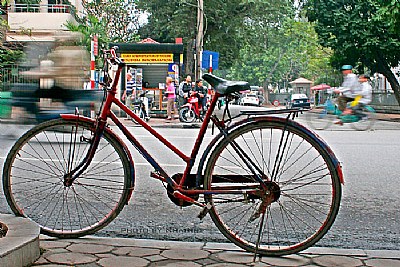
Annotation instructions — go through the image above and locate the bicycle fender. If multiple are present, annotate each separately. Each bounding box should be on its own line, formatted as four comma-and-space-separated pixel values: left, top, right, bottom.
60, 114, 136, 202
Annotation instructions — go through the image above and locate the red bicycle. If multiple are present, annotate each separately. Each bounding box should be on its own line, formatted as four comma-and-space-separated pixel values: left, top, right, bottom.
3, 48, 344, 257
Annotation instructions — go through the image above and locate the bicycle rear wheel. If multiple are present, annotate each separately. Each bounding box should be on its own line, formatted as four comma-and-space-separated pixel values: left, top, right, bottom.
203, 119, 342, 256
350, 105, 376, 131
305, 108, 333, 130
3, 118, 132, 238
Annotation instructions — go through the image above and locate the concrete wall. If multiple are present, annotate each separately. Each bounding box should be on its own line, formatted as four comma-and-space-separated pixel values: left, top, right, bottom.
8, 12, 75, 32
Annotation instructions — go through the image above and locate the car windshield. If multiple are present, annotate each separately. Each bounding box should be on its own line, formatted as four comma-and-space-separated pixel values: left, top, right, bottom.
292, 94, 308, 99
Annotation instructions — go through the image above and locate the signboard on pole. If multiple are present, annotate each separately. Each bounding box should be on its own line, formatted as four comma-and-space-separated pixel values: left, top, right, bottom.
93, 35, 98, 56
202, 50, 219, 70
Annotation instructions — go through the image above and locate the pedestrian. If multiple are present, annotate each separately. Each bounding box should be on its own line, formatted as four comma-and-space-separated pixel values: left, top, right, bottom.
178, 75, 193, 107
122, 72, 134, 119
165, 76, 178, 120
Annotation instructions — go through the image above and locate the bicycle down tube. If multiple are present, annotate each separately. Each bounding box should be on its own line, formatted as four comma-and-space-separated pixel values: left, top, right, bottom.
64, 52, 265, 199
96, 61, 221, 191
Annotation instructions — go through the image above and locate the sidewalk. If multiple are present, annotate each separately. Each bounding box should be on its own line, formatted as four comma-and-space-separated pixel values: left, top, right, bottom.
2, 214, 400, 267
34, 235, 400, 267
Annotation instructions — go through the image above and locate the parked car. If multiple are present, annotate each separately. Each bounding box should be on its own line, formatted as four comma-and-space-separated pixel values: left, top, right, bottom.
286, 93, 311, 109
240, 93, 260, 106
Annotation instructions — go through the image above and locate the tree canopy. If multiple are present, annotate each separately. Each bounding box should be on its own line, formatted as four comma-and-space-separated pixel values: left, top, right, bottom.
305, 0, 400, 104
137, 0, 296, 77
67, 0, 141, 53
227, 18, 336, 89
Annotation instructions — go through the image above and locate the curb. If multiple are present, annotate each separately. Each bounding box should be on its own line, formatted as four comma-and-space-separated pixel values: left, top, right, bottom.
0, 214, 41, 267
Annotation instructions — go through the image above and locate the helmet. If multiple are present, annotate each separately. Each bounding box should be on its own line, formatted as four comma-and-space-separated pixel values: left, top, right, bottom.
341, 65, 353, 70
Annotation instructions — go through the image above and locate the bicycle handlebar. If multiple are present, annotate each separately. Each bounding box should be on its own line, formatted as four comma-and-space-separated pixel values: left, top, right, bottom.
103, 47, 125, 67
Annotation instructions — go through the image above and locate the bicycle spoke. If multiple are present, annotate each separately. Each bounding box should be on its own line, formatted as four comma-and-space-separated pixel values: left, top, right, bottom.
4, 119, 131, 238
204, 120, 341, 256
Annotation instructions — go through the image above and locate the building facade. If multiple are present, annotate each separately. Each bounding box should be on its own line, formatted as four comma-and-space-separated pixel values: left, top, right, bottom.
3, 0, 83, 43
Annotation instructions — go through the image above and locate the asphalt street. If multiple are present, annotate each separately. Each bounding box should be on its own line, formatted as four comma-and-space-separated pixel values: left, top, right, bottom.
1, 115, 400, 252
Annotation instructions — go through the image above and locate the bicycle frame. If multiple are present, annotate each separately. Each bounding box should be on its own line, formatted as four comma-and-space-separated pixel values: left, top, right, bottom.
63, 59, 231, 206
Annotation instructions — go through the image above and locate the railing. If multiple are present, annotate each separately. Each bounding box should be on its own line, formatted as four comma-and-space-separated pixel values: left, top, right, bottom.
0, 65, 35, 91
8, 4, 72, 14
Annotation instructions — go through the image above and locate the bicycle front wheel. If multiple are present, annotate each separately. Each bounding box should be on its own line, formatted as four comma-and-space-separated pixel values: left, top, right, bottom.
3, 118, 132, 238
203, 119, 342, 256
305, 108, 333, 130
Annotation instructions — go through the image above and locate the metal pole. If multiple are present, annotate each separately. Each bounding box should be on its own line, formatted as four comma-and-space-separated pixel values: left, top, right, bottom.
90, 39, 95, 89
195, 0, 204, 81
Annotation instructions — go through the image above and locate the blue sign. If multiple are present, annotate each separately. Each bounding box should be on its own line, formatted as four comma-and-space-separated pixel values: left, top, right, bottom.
202, 50, 219, 70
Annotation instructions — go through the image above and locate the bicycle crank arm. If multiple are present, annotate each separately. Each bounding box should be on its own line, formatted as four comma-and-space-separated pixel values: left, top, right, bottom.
172, 191, 205, 208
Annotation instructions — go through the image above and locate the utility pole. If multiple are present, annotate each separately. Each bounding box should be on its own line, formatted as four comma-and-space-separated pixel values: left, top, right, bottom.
195, 0, 204, 81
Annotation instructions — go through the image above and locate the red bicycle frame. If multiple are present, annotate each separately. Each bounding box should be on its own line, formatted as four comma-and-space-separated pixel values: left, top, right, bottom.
65, 53, 223, 205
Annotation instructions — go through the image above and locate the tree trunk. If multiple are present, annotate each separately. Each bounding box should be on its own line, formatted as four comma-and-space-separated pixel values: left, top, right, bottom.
184, 39, 195, 77
377, 54, 400, 106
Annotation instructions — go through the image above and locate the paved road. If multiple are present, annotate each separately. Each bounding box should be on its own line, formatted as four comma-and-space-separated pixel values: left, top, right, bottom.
1, 117, 400, 251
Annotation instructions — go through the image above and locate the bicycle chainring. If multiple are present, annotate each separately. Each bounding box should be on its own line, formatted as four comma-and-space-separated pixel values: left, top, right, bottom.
167, 173, 200, 207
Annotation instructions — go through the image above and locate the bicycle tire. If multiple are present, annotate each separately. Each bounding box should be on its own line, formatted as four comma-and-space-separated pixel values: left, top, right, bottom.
179, 107, 196, 123
3, 118, 132, 238
203, 119, 342, 256
350, 105, 376, 131
305, 108, 333, 130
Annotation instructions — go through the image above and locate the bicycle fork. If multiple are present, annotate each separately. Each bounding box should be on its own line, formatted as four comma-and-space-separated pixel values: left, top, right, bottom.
63, 117, 107, 187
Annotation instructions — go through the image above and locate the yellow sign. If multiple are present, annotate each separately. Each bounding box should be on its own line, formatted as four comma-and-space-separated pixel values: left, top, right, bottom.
121, 53, 174, 63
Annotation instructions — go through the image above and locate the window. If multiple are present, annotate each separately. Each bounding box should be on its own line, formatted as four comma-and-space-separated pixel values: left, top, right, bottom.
48, 0, 70, 13
14, 0, 40, 13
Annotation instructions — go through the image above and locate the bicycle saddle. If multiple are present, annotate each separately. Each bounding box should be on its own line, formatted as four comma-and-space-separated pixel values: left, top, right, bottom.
202, 73, 250, 95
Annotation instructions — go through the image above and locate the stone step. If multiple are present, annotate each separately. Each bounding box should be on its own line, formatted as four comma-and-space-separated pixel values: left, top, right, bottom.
0, 214, 40, 267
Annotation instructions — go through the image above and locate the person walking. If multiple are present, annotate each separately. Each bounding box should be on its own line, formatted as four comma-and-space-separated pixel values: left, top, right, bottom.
122, 72, 134, 119
165, 76, 178, 120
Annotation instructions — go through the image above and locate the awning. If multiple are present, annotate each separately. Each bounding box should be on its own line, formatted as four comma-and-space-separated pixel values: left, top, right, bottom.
311, 84, 331, 91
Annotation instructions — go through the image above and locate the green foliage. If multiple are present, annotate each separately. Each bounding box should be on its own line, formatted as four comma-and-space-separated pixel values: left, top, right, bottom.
66, 0, 140, 52
305, 0, 400, 104
307, 0, 400, 71
1, 16, 24, 68
376, 0, 400, 34
228, 18, 337, 88
137, 0, 335, 87
0, 47, 23, 67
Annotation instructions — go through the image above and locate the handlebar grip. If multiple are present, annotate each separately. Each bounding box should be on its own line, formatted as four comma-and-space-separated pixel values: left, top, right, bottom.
114, 57, 126, 67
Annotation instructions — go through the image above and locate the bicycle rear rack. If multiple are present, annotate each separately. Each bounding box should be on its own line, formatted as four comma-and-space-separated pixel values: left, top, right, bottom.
240, 108, 304, 117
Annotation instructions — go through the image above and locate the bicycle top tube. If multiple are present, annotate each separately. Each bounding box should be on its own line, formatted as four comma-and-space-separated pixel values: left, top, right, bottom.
97, 47, 260, 186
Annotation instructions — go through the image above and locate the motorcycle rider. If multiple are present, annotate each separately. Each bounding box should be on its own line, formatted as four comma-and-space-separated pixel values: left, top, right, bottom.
178, 75, 193, 107
334, 65, 359, 112
194, 79, 207, 113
